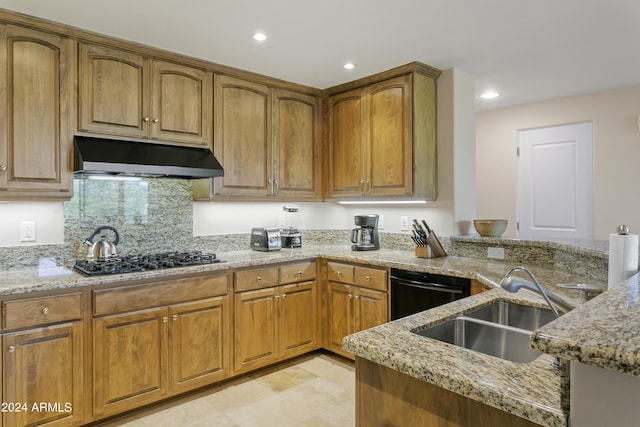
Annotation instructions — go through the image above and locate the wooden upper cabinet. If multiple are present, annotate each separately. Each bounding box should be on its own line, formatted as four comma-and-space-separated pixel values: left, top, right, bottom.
79, 43, 211, 147
327, 88, 366, 196
328, 75, 411, 198
193, 77, 322, 200
327, 70, 438, 201
0, 25, 73, 199
212, 74, 271, 197
79, 43, 149, 138
367, 76, 411, 196
272, 89, 320, 198
150, 60, 211, 146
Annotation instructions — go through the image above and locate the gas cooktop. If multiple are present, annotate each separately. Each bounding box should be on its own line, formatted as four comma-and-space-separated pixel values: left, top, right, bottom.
73, 251, 224, 276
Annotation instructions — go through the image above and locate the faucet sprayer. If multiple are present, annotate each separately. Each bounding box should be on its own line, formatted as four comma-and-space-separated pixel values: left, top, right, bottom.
499, 266, 576, 317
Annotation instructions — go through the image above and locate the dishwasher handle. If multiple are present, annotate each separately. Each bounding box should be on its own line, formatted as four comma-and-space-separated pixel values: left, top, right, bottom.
391, 277, 466, 294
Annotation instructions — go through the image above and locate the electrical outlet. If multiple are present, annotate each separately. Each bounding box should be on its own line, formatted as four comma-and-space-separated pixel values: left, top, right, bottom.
20, 221, 36, 242
487, 247, 505, 260
378, 215, 385, 230
400, 216, 409, 231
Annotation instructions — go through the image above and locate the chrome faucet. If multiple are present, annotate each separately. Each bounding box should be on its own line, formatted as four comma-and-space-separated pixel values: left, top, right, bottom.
499, 266, 576, 317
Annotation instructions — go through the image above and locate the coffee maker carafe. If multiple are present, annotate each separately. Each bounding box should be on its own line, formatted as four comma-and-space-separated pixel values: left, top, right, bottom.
351, 214, 380, 251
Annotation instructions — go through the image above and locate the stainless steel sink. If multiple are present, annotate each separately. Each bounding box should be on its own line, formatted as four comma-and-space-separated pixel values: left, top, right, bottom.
465, 301, 556, 330
414, 317, 542, 363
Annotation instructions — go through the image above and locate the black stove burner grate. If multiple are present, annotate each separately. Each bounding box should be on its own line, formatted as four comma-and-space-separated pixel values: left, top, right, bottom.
73, 251, 223, 276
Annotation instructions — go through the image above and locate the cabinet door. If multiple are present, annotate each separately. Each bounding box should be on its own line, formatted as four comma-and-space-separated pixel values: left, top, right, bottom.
150, 61, 212, 146
0, 25, 72, 198
366, 75, 412, 196
278, 281, 317, 359
326, 282, 355, 356
355, 287, 388, 332
3, 322, 83, 427
213, 74, 271, 197
327, 88, 366, 197
169, 296, 229, 394
272, 89, 320, 198
78, 43, 150, 138
93, 307, 168, 417
234, 287, 278, 373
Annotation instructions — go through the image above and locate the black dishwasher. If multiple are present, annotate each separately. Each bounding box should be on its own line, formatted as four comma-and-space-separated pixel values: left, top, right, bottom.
390, 268, 471, 320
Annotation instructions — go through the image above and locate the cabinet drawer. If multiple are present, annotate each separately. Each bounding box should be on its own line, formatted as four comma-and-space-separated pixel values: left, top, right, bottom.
327, 262, 355, 284
355, 266, 388, 291
94, 274, 228, 316
279, 261, 316, 284
235, 267, 279, 292
3, 293, 82, 329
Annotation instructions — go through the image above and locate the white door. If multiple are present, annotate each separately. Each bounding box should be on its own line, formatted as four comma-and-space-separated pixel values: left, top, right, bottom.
517, 122, 593, 239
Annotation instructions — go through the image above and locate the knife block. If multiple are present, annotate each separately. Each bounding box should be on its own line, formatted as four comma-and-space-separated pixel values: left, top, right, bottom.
415, 246, 429, 258
414, 246, 438, 259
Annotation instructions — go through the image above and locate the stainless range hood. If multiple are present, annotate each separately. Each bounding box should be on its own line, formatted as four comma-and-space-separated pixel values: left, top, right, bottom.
74, 136, 224, 179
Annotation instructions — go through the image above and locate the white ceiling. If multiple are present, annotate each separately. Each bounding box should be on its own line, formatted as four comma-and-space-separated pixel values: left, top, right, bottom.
1, 0, 639, 111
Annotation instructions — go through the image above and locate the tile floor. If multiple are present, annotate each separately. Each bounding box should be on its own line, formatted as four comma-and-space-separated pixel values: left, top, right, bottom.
95, 352, 355, 427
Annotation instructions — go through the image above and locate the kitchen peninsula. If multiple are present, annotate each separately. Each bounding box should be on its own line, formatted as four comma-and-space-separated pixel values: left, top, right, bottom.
0, 236, 623, 427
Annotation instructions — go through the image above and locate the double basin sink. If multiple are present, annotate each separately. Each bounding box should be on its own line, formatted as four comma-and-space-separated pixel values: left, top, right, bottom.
414, 301, 557, 363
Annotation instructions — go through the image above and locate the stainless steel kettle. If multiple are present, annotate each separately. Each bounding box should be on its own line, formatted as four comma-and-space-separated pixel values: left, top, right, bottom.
83, 226, 120, 261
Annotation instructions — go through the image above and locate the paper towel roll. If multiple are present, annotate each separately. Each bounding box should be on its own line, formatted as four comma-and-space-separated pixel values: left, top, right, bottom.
608, 233, 639, 288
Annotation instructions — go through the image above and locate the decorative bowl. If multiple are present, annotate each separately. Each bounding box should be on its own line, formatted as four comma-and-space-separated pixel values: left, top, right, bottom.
473, 219, 508, 237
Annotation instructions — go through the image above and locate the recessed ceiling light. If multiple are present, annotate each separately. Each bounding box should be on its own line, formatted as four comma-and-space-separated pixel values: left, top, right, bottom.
480, 91, 500, 99
344, 63, 355, 70
252, 33, 267, 41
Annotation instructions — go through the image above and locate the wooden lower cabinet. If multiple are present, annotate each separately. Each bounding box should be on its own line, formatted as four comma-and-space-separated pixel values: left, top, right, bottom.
169, 297, 229, 395
93, 296, 229, 418
327, 282, 388, 359
93, 307, 167, 417
355, 358, 541, 427
234, 287, 278, 373
2, 322, 84, 427
234, 281, 317, 374
279, 282, 318, 358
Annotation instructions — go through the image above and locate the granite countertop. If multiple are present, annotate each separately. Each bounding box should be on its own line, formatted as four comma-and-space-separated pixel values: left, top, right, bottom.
0, 245, 594, 302
531, 272, 640, 376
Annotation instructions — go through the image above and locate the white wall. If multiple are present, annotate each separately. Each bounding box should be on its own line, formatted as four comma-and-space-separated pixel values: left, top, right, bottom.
0, 202, 65, 247
476, 85, 640, 240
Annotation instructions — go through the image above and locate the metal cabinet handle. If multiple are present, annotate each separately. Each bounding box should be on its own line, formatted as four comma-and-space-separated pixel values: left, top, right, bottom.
172, 314, 178, 321
162, 316, 168, 323
257, 276, 262, 281
297, 271, 303, 276
365, 275, 371, 281
143, 117, 150, 122
336, 271, 341, 276
0, 164, 6, 172
355, 295, 360, 301
348, 294, 353, 299
8, 345, 15, 353
152, 118, 159, 123
275, 295, 280, 300
282, 294, 287, 300
41, 307, 49, 315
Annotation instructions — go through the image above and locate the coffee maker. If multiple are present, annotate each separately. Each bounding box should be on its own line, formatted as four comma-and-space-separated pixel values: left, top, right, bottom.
351, 214, 380, 251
